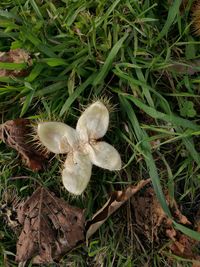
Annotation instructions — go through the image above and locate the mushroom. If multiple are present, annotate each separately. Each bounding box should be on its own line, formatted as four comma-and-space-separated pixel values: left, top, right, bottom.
37, 101, 122, 195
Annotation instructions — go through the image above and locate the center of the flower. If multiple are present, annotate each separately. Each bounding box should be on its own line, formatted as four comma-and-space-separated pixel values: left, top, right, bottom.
77, 139, 97, 155
75, 140, 88, 154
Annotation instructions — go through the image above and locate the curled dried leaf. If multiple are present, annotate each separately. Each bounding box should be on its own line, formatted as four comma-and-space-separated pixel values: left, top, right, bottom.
165, 61, 200, 75
131, 188, 191, 242
0, 49, 31, 77
167, 210, 200, 263
192, 1, 200, 36
168, 231, 200, 263
0, 118, 47, 171
86, 179, 151, 240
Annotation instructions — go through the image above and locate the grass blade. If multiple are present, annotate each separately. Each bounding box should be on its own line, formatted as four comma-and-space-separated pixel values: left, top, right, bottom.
0, 62, 27, 70
60, 73, 97, 116
20, 90, 35, 117
120, 96, 171, 217
93, 33, 128, 86
156, 0, 182, 41
124, 94, 200, 131
173, 221, 200, 241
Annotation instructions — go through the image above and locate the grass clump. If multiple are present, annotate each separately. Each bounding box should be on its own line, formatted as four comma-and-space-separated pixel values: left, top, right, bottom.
1, 0, 200, 266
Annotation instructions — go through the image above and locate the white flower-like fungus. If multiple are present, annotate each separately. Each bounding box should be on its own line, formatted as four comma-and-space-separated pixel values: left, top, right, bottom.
37, 101, 122, 195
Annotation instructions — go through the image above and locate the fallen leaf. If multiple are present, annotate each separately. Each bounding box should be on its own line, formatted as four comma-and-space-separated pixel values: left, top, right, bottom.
173, 199, 191, 225
192, 1, 200, 36
12, 179, 197, 265
9, 49, 30, 64
131, 187, 200, 263
16, 187, 85, 264
168, 209, 200, 263
0, 118, 47, 171
131, 187, 169, 241
0, 187, 21, 232
193, 263, 200, 267
0, 49, 31, 77
85, 179, 151, 240
168, 232, 200, 266
164, 60, 200, 75
131, 188, 191, 242
169, 233, 197, 257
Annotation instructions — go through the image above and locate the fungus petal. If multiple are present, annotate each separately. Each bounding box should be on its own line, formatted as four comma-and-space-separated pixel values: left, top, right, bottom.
87, 141, 122, 170
76, 101, 109, 142
62, 151, 92, 195
37, 122, 78, 154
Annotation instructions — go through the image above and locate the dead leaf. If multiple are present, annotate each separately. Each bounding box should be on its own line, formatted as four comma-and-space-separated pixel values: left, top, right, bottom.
164, 60, 200, 75
168, 209, 200, 263
0, 49, 31, 77
85, 179, 151, 240
169, 233, 197, 256
131, 187, 200, 263
168, 231, 200, 265
9, 49, 30, 63
12, 179, 198, 264
131, 188, 191, 242
0, 118, 47, 171
16, 187, 85, 264
193, 263, 200, 267
131, 187, 169, 241
192, 1, 200, 36
173, 200, 191, 225
0, 187, 21, 232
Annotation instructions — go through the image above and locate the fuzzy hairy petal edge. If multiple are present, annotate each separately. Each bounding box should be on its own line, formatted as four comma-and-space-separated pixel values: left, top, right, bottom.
76, 101, 109, 142
37, 122, 78, 154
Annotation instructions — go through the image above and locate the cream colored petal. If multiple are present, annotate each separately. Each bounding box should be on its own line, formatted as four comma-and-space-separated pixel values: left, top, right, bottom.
62, 151, 92, 195
76, 101, 109, 142
87, 141, 122, 170
37, 122, 78, 154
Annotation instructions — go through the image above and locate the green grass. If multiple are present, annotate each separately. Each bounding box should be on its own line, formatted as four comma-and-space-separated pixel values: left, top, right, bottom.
1, 0, 200, 266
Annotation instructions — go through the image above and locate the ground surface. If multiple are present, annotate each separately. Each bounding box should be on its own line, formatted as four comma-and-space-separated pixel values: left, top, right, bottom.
0, 0, 200, 266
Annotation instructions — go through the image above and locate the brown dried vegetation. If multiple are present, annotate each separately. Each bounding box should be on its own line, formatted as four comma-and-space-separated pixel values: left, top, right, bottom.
15, 187, 85, 264
0, 48, 31, 77
131, 187, 200, 264
13, 180, 151, 264
192, 1, 200, 36
0, 118, 48, 171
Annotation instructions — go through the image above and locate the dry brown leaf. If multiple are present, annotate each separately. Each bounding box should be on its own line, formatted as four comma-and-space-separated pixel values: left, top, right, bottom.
13, 179, 197, 265
86, 179, 151, 240
165, 60, 200, 75
193, 263, 200, 267
16, 187, 85, 264
173, 200, 191, 225
168, 232, 200, 265
14, 180, 151, 264
131, 188, 191, 242
0, 118, 47, 171
0, 49, 31, 77
168, 210, 200, 263
192, 1, 200, 36
0, 188, 21, 232
131, 187, 200, 263
131, 187, 169, 241
169, 234, 196, 256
